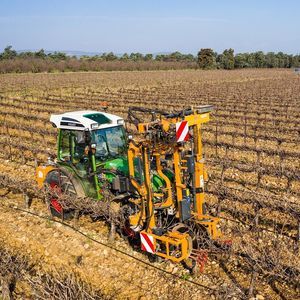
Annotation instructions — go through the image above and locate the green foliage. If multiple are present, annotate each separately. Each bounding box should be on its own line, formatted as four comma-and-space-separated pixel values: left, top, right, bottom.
0, 45, 17, 60
180, 272, 191, 280
254, 51, 266, 68
234, 53, 246, 68
48, 51, 68, 60
120, 53, 130, 60
18, 49, 47, 59
144, 53, 153, 61
233, 51, 300, 69
197, 48, 216, 69
155, 52, 195, 62
129, 52, 144, 61
35, 49, 47, 59
101, 52, 118, 61
0, 45, 300, 73
220, 48, 235, 70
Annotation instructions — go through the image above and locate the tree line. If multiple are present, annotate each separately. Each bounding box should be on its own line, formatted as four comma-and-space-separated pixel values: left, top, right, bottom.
0, 45, 299, 73
197, 48, 300, 69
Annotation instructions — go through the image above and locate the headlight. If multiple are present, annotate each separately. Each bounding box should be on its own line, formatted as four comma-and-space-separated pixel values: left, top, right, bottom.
91, 123, 99, 129
117, 119, 125, 125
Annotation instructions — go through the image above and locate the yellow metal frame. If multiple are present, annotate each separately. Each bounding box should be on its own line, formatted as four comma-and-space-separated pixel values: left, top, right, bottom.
128, 107, 222, 262
36, 165, 55, 188
128, 141, 156, 229
153, 152, 173, 208
141, 230, 190, 263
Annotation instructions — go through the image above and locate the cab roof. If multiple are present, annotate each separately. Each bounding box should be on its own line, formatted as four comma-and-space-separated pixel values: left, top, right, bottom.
50, 110, 124, 131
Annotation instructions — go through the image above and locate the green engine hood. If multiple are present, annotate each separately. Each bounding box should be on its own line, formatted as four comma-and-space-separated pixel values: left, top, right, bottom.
101, 156, 129, 175
97, 156, 171, 192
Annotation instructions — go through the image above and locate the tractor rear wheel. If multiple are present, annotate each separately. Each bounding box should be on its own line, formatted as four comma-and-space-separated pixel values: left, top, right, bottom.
44, 169, 83, 220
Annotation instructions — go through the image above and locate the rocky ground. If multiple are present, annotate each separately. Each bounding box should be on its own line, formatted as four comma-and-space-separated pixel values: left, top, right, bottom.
0, 189, 241, 300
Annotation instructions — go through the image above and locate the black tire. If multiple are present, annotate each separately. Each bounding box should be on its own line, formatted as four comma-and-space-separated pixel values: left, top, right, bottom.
171, 224, 197, 273
44, 168, 84, 220
182, 257, 197, 274
172, 223, 210, 274
148, 253, 163, 263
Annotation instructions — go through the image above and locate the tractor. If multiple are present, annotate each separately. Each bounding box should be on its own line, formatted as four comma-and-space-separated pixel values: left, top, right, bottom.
36, 105, 222, 271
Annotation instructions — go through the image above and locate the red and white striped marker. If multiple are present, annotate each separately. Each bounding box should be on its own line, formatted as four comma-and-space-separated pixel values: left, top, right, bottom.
176, 120, 189, 142
140, 232, 155, 254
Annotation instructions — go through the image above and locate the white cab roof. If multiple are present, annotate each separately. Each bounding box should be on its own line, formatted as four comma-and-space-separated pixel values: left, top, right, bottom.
50, 110, 124, 131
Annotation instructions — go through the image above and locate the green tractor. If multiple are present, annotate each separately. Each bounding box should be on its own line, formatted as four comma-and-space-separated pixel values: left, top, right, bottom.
37, 110, 165, 216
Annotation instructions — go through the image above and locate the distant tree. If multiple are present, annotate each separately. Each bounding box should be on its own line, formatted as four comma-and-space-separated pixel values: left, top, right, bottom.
103, 52, 118, 61
276, 52, 286, 68
221, 48, 235, 69
120, 53, 130, 60
246, 53, 256, 67
18, 51, 34, 59
287, 54, 294, 68
155, 54, 166, 61
168, 51, 183, 61
212, 51, 220, 67
183, 54, 196, 62
234, 53, 249, 68
80, 55, 91, 60
265, 52, 278, 68
156, 52, 196, 62
0, 46, 17, 60
35, 49, 46, 59
291, 54, 300, 67
48, 51, 68, 60
197, 48, 215, 69
83, 54, 99, 61
215, 53, 222, 68
253, 51, 266, 68
144, 53, 153, 61
129, 53, 143, 61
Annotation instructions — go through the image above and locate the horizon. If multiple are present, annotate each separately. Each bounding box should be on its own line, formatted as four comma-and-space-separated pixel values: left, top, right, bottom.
8, 48, 300, 57
1, 0, 299, 54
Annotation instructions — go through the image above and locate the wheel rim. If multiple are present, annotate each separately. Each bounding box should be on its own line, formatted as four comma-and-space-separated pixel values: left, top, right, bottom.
49, 182, 63, 213
46, 170, 77, 217
50, 199, 63, 213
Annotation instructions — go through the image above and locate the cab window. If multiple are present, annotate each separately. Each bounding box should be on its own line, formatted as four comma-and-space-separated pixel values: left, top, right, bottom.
59, 130, 86, 163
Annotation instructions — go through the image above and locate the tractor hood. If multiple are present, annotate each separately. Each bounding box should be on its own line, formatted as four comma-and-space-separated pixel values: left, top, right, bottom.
100, 157, 129, 175
98, 156, 171, 193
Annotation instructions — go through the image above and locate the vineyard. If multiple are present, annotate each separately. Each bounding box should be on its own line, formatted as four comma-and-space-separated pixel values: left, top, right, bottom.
0, 69, 299, 299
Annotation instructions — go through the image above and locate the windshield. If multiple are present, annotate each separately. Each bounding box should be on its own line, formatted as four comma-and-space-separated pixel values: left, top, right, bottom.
91, 125, 127, 160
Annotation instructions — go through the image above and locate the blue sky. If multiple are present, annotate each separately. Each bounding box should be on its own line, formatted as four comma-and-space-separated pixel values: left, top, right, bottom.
0, 0, 299, 54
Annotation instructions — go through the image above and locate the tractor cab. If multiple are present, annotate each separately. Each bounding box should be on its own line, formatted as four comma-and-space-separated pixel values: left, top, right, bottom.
38, 109, 162, 202
50, 110, 127, 165
37, 110, 129, 199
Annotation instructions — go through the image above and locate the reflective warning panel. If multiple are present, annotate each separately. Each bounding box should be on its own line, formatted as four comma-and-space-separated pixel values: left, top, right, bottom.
176, 120, 189, 142
140, 232, 155, 254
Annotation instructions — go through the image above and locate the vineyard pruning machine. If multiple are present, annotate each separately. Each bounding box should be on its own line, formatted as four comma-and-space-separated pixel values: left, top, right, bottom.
36, 105, 223, 270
